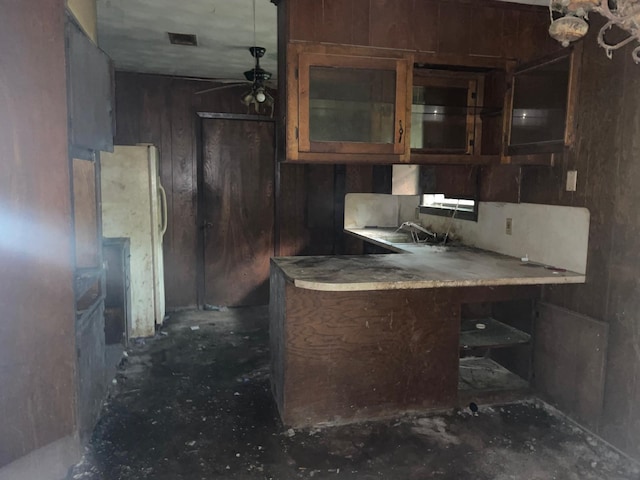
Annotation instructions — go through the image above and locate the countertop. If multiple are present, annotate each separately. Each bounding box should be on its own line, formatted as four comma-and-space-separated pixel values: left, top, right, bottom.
270, 227, 586, 292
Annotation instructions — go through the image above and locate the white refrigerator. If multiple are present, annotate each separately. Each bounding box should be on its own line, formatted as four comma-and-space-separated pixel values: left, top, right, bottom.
101, 145, 167, 338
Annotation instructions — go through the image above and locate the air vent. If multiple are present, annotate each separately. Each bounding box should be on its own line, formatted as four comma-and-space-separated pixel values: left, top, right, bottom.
168, 32, 198, 46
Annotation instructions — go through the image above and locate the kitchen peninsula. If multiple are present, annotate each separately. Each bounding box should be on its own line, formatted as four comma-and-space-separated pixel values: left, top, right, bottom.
270, 222, 586, 427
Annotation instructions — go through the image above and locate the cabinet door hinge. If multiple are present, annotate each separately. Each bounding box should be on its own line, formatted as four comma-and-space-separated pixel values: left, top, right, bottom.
295, 68, 298, 79
295, 126, 299, 140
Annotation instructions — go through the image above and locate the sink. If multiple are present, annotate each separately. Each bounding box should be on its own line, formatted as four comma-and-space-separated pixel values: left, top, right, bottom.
413, 244, 451, 252
375, 232, 414, 243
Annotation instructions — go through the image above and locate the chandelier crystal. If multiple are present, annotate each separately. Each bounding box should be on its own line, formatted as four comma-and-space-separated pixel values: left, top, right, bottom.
549, 0, 640, 63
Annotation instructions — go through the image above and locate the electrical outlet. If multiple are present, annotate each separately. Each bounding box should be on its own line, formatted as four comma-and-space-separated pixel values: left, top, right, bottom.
566, 170, 578, 192
505, 217, 513, 235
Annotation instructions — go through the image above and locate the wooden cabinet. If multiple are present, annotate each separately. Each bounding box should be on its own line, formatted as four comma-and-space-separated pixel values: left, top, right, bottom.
285, 44, 413, 163
502, 46, 582, 163
66, 17, 114, 154
277, 0, 562, 164
283, 0, 558, 63
66, 13, 114, 439
409, 68, 512, 165
270, 266, 459, 427
270, 258, 542, 426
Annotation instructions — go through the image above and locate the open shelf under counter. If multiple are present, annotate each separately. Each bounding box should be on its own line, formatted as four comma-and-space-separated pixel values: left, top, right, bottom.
460, 317, 531, 350
458, 357, 529, 399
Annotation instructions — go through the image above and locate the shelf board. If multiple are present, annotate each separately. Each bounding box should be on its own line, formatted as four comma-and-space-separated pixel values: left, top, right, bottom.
411, 105, 503, 117
76, 294, 104, 327
75, 267, 103, 299
460, 317, 531, 350
459, 357, 529, 393
408, 153, 499, 165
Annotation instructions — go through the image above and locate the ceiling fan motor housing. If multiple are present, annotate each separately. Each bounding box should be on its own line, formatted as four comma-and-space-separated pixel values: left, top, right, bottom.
249, 46, 266, 59
244, 67, 272, 83
244, 46, 272, 84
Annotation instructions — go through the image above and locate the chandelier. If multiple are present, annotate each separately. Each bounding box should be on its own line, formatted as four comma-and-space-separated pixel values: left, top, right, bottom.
549, 0, 640, 63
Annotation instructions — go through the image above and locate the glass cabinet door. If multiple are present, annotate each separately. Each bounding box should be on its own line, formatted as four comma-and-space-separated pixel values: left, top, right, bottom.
509, 55, 570, 149
505, 47, 580, 157
298, 53, 410, 156
411, 75, 478, 154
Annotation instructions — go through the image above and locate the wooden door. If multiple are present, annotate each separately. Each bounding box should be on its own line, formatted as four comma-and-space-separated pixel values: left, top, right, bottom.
201, 119, 275, 307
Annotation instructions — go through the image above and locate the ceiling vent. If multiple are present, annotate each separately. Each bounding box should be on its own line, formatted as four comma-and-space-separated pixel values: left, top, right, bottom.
168, 32, 198, 46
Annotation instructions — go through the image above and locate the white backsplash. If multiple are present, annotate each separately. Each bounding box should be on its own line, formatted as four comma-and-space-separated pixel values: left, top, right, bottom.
419, 202, 590, 274
344, 194, 420, 228
344, 193, 590, 274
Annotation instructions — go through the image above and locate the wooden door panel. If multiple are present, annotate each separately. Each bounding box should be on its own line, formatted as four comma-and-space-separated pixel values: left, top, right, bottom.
412, 0, 439, 53
469, 6, 504, 57
437, 2, 471, 55
202, 119, 275, 307
66, 16, 114, 152
369, 0, 413, 50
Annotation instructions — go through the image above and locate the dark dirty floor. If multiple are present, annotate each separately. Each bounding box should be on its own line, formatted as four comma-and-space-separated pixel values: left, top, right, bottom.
70, 307, 640, 480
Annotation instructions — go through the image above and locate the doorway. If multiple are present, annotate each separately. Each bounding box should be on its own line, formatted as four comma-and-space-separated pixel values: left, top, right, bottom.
198, 116, 275, 308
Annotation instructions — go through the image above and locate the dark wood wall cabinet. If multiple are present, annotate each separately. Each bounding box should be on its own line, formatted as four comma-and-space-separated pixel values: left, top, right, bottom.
66, 11, 115, 441
281, 0, 558, 62
66, 17, 114, 155
277, 0, 561, 165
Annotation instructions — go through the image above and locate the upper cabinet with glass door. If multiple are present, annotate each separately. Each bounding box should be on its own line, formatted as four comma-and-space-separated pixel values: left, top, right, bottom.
411, 72, 481, 159
503, 46, 582, 160
285, 44, 413, 163
409, 69, 507, 164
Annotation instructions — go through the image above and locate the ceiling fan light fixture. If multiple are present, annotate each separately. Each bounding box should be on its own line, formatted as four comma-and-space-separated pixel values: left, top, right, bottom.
243, 92, 255, 104
255, 88, 267, 103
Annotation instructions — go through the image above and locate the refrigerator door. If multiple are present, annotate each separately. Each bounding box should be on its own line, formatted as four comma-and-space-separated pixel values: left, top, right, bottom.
148, 146, 166, 326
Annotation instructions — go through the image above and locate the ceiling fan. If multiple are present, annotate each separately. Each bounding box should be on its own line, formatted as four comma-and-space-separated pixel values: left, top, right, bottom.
195, 0, 275, 115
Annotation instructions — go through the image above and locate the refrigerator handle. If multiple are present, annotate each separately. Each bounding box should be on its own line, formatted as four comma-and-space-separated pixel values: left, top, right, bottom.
159, 183, 168, 236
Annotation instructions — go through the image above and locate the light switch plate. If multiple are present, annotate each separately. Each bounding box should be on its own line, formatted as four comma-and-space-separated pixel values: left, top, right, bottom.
566, 170, 578, 192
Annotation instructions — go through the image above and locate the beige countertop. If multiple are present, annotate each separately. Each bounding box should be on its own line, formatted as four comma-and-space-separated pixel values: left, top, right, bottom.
270, 228, 586, 292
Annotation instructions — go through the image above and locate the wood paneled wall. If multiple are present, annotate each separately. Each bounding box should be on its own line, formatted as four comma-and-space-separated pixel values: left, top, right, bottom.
518, 22, 640, 459
0, 0, 76, 467
114, 73, 261, 307
114, 73, 387, 308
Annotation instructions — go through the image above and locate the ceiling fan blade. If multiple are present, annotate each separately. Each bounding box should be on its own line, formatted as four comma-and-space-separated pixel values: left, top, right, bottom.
194, 82, 249, 95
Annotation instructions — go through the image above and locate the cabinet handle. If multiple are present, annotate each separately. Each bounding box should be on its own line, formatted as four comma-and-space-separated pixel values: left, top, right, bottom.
398, 120, 404, 144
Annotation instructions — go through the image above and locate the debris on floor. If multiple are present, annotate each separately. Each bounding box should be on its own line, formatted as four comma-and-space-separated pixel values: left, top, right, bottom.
69, 307, 640, 480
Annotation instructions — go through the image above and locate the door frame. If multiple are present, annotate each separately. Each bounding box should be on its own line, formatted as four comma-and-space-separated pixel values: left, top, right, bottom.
195, 112, 276, 309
